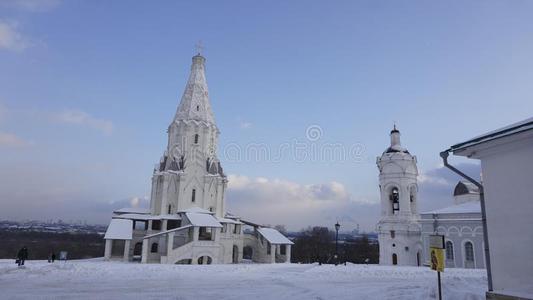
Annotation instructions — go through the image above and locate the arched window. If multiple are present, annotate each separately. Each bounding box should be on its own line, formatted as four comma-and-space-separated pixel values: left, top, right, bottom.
194, 134, 199, 144
191, 189, 196, 203
151, 243, 158, 253
392, 253, 398, 265
445, 241, 454, 260
465, 241, 474, 262
167, 205, 172, 214
390, 187, 400, 214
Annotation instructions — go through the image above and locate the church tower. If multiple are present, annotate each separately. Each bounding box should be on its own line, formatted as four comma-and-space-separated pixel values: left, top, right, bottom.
149, 53, 227, 218
376, 126, 422, 266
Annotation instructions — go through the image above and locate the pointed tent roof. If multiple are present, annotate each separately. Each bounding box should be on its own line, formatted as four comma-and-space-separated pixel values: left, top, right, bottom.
384, 125, 409, 154
173, 54, 216, 126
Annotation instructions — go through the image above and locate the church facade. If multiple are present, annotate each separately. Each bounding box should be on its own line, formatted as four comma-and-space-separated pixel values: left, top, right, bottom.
103, 53, 293, 264
376, 128, 485, 269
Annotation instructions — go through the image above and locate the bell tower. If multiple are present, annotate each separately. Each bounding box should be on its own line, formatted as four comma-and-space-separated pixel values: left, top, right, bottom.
376, 126, 422, 266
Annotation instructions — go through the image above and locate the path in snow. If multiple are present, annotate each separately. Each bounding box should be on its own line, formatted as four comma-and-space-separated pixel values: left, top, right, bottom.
0, 259, 487, 300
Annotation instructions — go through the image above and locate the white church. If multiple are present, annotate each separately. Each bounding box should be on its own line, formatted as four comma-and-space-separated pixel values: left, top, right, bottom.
376, 127, 485, 268
103, 53, 293, 264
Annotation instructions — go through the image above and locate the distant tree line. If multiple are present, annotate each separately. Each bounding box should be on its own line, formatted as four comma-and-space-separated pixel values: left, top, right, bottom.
0, 230, 105, 260
290, 226, 378, 264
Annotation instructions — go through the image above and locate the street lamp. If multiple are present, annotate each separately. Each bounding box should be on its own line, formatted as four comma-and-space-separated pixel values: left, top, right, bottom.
334, 222, 340, 266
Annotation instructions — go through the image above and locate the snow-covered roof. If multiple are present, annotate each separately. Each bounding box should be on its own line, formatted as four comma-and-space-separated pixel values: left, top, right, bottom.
453, 181, 479, 196
178, 207, 214, 214
422, 200, 481, 215
112, 213, 156, 221
114, 207, 150, 215
185, 212, 222, 228
257, 228, 293, 245
217, 217, 243, 225
450, 117, 533, 153
104, 219, 133, 240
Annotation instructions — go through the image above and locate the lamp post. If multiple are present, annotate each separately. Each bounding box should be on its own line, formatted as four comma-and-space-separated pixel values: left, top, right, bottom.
334, 222, 340, 266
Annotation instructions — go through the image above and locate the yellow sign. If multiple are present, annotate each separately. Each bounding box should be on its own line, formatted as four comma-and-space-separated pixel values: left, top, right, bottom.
430, 247, 444, 272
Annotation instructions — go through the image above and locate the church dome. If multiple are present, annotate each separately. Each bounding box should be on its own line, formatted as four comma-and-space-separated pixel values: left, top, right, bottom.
453, 181, 480, 196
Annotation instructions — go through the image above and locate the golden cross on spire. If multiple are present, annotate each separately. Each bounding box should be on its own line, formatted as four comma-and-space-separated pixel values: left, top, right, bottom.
195, 40, 204, 55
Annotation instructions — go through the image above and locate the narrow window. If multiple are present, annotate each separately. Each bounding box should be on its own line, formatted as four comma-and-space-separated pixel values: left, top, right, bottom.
191, 189, 196, 202
390, 230, 395, 239
445, 241, 454, 260
151, 243, 158, 253
194, 134, 199, 144
390, 187, 400, 214
168, 205, 171, 214
196, 105, 200, 111
465, 242, 474, 262
267, 242, 271, 255
392, 253, 398, 265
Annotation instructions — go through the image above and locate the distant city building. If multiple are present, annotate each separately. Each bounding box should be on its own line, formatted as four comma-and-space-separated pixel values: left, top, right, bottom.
448, 117, 533, 300
103, 53, 292, 265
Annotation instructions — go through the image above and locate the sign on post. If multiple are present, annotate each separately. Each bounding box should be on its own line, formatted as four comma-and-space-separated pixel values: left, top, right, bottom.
429, 234, 445, 300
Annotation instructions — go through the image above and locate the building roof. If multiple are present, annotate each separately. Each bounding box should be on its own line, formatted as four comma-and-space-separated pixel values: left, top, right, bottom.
450, 117, 533, 153
217, 217, 243, 225
257, 227, 294, 245
104, 219, 133, 240
113, 207, 150, 215
422, 200, 481, 215
178, 207, 214, 214
453, 181, 480, 196
173, 54, 216, 126
185, 212, 222, 228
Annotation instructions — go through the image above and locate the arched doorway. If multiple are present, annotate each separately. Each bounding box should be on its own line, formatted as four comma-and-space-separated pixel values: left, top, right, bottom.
417, 252, 420, 266
197, 256, 212, 265
243, 246, 253, 260
392, 253, 398, 265
133, 242, 143, 256
232, 245, 239, 264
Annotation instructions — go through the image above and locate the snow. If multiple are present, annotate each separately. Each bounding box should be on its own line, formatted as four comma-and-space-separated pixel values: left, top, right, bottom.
257, 227, 294, 245
103, 219, 133, 240
185, 212, 222, 228
0, 259, 487, 299
178, 207, 214, 214
113, 207, 150, 214
217, 217, 243, 224
422, 201, 481, 214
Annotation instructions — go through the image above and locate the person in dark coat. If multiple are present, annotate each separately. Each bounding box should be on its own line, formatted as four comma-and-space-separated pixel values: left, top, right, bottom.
51, 252, 56, 263
17, 246, 28, 266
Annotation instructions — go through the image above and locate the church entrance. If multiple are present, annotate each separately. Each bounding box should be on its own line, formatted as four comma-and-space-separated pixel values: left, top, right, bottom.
232, 245, 239, 264
392, 253, 398, 265
243, 246, 253, 260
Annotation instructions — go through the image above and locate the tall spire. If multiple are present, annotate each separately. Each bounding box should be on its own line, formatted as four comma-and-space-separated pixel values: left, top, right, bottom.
173, 54, 216, 125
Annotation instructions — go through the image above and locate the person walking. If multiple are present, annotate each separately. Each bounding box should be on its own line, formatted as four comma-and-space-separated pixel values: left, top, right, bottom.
17, 246, 28, 266
51, 252, 56, 263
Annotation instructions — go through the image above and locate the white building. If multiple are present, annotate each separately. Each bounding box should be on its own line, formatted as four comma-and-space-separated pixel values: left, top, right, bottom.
103, 53, 293, 265
376, 127, 487, 269
376, 126, 423, 266
447, 117, 533, 300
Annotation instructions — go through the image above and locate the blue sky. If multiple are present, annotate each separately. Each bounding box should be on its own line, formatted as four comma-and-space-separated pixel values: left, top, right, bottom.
1, 0, 532, 230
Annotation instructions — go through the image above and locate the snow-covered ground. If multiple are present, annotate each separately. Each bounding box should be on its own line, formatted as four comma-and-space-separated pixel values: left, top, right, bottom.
0, 259, 487, 300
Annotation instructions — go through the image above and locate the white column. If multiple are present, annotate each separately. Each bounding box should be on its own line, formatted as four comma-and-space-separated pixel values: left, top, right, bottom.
141, 239, 148, 264
286, 245, 291, 263
270, 244, 276, 263
167, 232, 174, 254
193, 227, 199, 241
162, 219, 168, 231
123, 240, 131, 262
104, 239, 112, 260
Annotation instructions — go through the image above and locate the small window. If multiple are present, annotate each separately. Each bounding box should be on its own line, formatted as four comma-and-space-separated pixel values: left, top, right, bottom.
209, 207, 214, 212
392, 253, 398, 265
196, 105, 200, 111
192, 189, 196, 202
152, 220, 161, 230
194, 134, 199, 144
151, 243, 158, 253
465, 242, 474, 262
168, 205, 172, 214
390, 230, 395, 239
446, 241, 454, 260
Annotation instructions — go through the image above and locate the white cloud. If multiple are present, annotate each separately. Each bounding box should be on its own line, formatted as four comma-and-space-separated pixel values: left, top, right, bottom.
0, 132, 32, 147
240, 121, 252, 129
4, 0, 61, 12
226, 175, 379, 231
0, 21, 31, 52
54, 110, 114, 135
